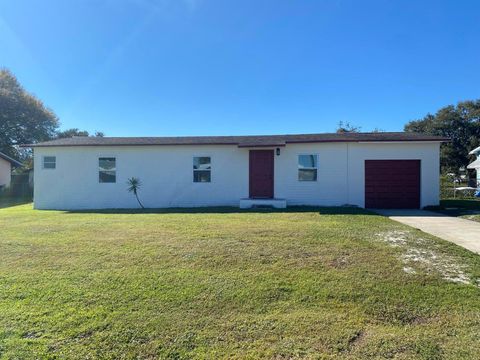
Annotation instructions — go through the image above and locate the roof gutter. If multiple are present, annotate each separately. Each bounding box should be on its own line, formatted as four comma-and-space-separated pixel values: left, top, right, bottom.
23, 139, 450, 148
357, 140, 448, 144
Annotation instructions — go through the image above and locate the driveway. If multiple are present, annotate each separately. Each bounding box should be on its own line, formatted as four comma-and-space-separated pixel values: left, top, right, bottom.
374, 209, 480, 255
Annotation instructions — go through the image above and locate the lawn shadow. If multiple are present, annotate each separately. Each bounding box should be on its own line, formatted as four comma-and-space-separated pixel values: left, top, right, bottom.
65, 205, 377, 216
372, 209, 452, 217
425, 199, 480, 218
0, 198, 32, 209
434, 209, 480, 218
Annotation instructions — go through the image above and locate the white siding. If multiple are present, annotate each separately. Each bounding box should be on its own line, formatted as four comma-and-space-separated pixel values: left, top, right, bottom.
347, 142, 440, 208
275, 143, 349, 206
0, 158, 11, 187
33, 142, 441, 210
34, 145, 249, 209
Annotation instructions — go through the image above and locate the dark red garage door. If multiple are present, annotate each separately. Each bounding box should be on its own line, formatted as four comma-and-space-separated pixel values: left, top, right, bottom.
365, 160, 421, 209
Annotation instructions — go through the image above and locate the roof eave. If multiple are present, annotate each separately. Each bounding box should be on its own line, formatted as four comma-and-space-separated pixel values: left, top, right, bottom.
0, 153, 23, 167
469, 146, 480, 155
238, 142, 286, 148
21, 133, 450, 148
467, 159, 480, 169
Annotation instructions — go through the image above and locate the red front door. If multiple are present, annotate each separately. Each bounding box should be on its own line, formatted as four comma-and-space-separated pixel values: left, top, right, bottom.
249, 150, 274, 198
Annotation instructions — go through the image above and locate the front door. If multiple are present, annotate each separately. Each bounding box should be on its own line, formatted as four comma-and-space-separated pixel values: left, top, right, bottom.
249, 150, 274, 198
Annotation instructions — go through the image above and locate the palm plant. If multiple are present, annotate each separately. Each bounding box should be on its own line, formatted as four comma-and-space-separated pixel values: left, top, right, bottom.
126, 177, 145, 209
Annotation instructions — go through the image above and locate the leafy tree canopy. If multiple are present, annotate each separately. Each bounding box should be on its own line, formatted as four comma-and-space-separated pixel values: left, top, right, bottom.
0, 68, 104, 165
56, 128, 90, 138
56, 129, 105, 139
404, 100, 480, 172
0, 68, 58, 159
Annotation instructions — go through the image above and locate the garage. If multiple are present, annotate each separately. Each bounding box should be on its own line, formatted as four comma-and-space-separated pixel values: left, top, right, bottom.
365, 160, 421, 209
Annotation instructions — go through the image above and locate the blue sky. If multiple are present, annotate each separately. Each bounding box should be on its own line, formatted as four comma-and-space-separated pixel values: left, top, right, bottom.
1, 0, 479, 136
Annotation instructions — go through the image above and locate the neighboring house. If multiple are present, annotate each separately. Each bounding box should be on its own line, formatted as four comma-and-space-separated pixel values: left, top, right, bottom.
0, 152, 22, 189
467, 145, 480, 187
26, 132, 447, 210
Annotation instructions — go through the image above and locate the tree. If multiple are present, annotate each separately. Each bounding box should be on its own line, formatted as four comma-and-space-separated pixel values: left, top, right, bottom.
56, 128, 90, 139
55, 129, 105, 139
0, 68, 59, 160
127, 177, 145, 209
336, 121, 361, 133
404, 100, 480, 172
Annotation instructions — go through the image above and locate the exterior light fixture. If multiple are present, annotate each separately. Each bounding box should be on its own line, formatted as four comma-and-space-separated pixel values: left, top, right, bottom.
276, 148, 280, 156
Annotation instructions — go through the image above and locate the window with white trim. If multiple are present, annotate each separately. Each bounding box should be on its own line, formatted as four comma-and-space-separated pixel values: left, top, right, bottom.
298, 154, 317, 181
99, 157, 116, 183
43, 156, 56, 169
193, 156, 211, 182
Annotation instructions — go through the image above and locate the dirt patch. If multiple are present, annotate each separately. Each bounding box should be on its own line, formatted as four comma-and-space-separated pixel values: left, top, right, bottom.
377, 230, 473, 285
403, 266, 416, 274
329, 255, 350, 269
381, 230, 408, 247
22, 331, 41, 339
348, 330, 366, 347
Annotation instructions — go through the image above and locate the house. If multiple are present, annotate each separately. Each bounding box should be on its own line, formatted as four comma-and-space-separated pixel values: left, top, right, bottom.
467, 145, 480, 187
0, 152, 22, 189
26, 132, 447, 210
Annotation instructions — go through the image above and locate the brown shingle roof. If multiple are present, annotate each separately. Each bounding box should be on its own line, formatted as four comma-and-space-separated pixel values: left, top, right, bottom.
23, 132, 448, 148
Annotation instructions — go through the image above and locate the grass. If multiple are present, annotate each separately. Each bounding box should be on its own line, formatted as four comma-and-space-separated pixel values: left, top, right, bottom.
1, 205, 480, 359
429, 199, 480, 223
0, 196, 31, 209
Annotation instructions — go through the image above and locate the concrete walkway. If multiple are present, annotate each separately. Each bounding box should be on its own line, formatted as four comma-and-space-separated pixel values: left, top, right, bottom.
374, 209, 480, 255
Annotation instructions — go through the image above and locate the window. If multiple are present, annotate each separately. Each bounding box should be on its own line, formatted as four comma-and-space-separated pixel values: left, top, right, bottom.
193, 156, 211, 182
99, 157, 116, 183
298, 154, 317, 181
43, 156, 56, 169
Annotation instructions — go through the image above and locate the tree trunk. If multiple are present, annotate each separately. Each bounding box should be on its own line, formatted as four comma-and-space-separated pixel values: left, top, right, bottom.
135, 193, 145, 209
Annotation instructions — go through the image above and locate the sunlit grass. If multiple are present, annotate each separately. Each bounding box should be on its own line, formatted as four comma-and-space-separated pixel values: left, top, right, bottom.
1, 204, 479, 358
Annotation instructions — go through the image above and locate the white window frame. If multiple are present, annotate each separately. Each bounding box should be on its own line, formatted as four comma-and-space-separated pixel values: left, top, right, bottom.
98, 156, 117, 183
298, 154, 318, 182
193, 156, 212, 183
42, 156, 56, 169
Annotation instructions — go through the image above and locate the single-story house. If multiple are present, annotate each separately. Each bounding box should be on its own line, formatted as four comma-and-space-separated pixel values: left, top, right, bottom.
467, 145, 480, 187
0, 152, 22, 189
26, 132, 447, 210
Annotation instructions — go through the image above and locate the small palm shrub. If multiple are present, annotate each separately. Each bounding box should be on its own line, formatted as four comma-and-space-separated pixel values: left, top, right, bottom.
126, 177, 145, 209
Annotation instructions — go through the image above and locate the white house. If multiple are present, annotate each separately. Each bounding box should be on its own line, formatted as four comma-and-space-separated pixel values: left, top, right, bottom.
0, 152, 22, 189
467, 145, 480, 187
27, 132, 446, 210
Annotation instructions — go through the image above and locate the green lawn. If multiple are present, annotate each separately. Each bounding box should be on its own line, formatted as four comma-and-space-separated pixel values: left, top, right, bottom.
1, 205, 480, 359
460, 214, 480, 222
434, 199, 480, 223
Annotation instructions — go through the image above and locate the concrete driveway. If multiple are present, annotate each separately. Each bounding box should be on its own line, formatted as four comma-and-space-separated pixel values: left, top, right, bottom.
374, 209, 480, 255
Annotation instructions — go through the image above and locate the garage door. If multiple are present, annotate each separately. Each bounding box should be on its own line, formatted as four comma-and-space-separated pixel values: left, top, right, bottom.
365, 160, 420, 209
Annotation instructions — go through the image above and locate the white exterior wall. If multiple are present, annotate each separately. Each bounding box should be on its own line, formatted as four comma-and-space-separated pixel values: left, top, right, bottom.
33, 142, 441, 210
346, 142, 440, 208
275, 142, 349, 206
0, 157, 11, 187
34, 145, 249, 209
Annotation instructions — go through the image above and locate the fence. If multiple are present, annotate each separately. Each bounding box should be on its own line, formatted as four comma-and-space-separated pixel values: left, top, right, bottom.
0, 173, 33, 200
